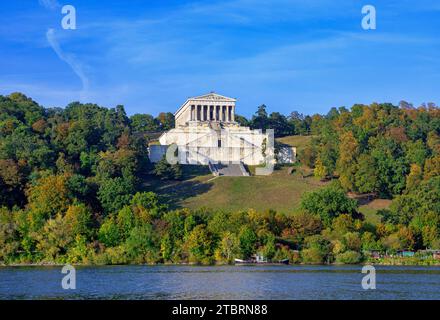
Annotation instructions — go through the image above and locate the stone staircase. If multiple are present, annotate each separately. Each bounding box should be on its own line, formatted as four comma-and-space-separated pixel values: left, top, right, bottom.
209, 162, 250, 177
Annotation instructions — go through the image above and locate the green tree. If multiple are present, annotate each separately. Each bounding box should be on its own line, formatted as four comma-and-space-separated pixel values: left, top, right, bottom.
214, 231, 240, 263
97, 177, 135, 214
153, 156, 182, 180
301, 235, 331, 264
185, 225, 213, 264
301, 185, 358, 227
238, 226, 258, 259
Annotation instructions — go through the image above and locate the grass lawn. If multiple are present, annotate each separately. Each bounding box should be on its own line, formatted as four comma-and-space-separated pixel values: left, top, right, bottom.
142, 165, 326, 214
358, 199, 392, 225
276, 135, 314, 153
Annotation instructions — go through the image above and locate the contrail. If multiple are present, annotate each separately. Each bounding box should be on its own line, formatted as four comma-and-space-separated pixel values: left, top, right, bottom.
46, 28, 90, 101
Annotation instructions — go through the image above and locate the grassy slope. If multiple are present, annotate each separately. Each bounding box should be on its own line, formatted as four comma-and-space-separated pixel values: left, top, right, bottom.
276, 135, 314, 153
358, 199, 392, 225
142, 135, 326, 214
180, 169, 325, 214
143, 167, 325, 214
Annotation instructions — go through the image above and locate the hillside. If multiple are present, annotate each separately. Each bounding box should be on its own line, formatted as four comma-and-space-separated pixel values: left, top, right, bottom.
141, 135, 326, 214
143, 164, 326, 214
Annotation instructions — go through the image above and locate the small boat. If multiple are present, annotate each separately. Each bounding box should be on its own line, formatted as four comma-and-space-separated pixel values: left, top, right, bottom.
234, 257, 289, 265
234, 259, 254, 265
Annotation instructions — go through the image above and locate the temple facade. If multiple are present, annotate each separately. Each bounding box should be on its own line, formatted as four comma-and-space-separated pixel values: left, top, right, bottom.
150, 93, 273, 166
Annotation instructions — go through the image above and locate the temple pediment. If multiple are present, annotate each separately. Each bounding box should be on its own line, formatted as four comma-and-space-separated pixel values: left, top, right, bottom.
190, 93, 236, 102
174, 92, 237, 122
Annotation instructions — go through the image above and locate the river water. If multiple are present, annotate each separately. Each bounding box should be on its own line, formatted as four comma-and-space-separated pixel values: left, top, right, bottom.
1, 265, 439, 300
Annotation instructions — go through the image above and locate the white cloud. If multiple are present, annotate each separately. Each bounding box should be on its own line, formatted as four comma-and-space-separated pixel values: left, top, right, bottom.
46, 28, 90, 101
38, 0, 60, 10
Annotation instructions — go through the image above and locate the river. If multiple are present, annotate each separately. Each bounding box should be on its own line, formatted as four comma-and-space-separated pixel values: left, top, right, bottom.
1, 265, 439, 300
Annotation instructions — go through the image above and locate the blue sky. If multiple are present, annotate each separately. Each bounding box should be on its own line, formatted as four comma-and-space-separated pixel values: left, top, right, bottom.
1, 0, 439, 117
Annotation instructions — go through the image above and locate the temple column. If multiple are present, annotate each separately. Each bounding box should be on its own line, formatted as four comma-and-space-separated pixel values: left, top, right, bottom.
231, 106, 235, 122
197, 105, 201, 121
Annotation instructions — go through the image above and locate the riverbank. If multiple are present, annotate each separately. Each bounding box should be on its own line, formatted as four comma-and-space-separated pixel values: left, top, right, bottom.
2, 259, 440, 267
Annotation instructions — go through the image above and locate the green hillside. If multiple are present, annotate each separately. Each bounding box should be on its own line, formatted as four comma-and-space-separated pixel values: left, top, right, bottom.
144, 166, 325, 214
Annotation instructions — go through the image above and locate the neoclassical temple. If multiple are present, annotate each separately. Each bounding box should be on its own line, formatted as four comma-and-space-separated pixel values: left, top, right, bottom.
150, 93, 273, 167
174, 93, 237, 126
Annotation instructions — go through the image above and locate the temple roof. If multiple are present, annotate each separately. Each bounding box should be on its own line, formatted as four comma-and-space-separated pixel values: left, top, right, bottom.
190, 93, 236, 102
175, 92, 236, 116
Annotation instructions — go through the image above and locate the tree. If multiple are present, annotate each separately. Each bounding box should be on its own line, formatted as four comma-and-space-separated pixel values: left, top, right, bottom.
406, 164, 423, 191
405, 140, 427, 167
424, 155, 440, 180
97, 177, 135, 214
0, 159, 23, 207
27, 174, 72, 221
153, 156, 182, 180
130, 114, 159, 133
234, 114, 249, 127
354, 154, 378, 193
214, 231, 240, 263
301, 235, 331, 264
130, 191, 168, 219
0, 207, 19, 263
125, 225, 159, 263
335, 251, 361, 264
185, 225, 213, 264
238, 226, 258, 259
268, 112, 292, 137
301, 185, 358, 227
64, 204, 93, 239
98, 216, 121, 247
336, 131, 359, 191
35, 214, 74, 262
251, 104, 270, 130
282, 212, 322, 246
299, 146, 316, 168
313, 158, 328, 180
157, 112, 175, 131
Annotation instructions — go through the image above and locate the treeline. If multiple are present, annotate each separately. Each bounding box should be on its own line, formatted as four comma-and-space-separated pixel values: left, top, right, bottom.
237, 104, 312, 137
0, 93, 439, 265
